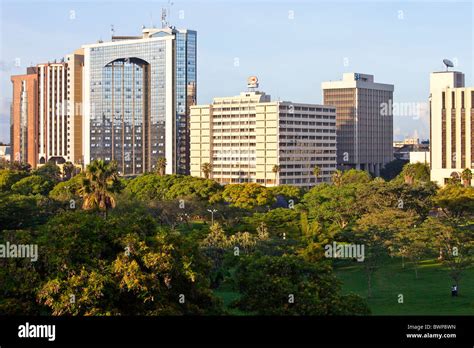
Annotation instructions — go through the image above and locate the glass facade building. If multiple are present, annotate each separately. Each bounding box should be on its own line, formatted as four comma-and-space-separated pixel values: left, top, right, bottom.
83, 27, 196, 175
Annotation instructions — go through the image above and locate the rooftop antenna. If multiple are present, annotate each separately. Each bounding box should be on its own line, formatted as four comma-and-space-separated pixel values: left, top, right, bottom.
110, 24, 115, 38
443, 58, 454, 71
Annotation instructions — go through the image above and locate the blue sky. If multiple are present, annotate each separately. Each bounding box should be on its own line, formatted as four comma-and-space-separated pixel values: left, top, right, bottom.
0, 0, 473, 143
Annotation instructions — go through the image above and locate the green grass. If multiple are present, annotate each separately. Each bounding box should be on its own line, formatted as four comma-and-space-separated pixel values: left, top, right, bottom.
214, 258, 474, 315
213, 283, 249, 315
335, 257, 474, 315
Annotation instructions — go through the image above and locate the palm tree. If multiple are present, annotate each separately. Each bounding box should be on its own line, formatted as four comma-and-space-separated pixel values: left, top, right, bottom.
331, 169, 343, 187
272, 165, 280, 186
79, 159, 119, 219
403, 164, 416, 185
63, 161, 75, 180
313, 166, 321, 183
461, 168, 472, 187
201, 162, 213, 179
450, 172, 461, 185
156, 157, 167, 176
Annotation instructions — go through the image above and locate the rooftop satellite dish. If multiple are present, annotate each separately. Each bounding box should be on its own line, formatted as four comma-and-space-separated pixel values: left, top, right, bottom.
443, 58, 454, 71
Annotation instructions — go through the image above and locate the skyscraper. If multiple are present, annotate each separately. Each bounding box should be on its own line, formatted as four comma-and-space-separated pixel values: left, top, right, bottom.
190, 78, 337, 187
322, 73, 394, 176
37, 61, 70, 165
82, 26, 196, 175
430, 70, 473, 185
11, 68, 38, 168
11, 52, 84, 169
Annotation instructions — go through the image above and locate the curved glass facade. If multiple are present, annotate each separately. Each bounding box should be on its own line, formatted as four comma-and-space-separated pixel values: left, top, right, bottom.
87, 37, 168, 175
85, 28, 197, 175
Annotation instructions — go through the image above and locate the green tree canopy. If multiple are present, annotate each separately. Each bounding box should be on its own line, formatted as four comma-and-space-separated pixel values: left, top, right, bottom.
11, 175, 54, 196
232, 255, 370, 315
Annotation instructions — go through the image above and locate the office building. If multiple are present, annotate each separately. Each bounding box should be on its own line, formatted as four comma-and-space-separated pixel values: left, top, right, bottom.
11, 52, 84, 169
37, 61, 69, 165
430, 70, 473, 185
66, 49, 85, 165
11, 68, 38, 167
82, 26, 197, 175
190, 78, 337, 187
322, 73, 394, 176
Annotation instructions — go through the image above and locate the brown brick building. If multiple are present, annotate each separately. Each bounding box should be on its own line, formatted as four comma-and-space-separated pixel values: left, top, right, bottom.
11, 68, 39, 168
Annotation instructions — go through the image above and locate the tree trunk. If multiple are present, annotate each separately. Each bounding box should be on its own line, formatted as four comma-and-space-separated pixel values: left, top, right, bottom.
367, 272, 372, 298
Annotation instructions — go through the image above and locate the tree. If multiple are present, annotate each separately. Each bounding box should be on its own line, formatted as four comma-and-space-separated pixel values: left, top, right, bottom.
0, 169, 28, 192
30, 211, 223, 315
302, 183, 359, 232
11, 175, 54, 196
340, 169, 372, 185
269, 185, 302, 203
125, 174, 222, 201
402, 164, 416, 184
272, 165, 280, 185
232, 255, 370, 315
34, 162, 61, 182
393, 225, 430, 278
400, 163, 430, 184
461, 168, 472, 187
380, 159, 407, 181
218, 183, 275, 210
313, 166, 321, 183
201, 162, 213, 179
331, 170, 343, 187
434, 185, 474, 219
245, 208, 300, 238
79, 160, 121, 219
156, 157, 167, 176
423, 217, 474, 293
351, 208, 416, 297
8, 161, 32, 172
63, 161, 75, 180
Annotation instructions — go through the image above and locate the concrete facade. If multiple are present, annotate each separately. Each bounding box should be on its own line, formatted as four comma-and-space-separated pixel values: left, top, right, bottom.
322, 73, 394, 176
190, 89, 337, 188
430, 71, 473, 185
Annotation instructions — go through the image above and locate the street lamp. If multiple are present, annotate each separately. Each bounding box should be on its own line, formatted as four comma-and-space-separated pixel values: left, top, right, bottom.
207, 208, 218, 225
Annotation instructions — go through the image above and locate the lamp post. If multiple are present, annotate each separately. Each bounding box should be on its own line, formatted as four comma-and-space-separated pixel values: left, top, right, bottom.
207, 208, 218, 225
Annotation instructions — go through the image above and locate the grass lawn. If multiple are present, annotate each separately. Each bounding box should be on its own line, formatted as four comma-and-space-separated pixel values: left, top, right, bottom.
214, 258, 474, 315
335, 257, 474, 315
214, 283, 249, 315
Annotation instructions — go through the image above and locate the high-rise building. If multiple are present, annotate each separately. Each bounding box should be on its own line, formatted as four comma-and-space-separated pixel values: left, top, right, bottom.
11, 52, 84, 168
37, 61, 69, 165
430, 70, 473, 185
11, 68, 38, 167
66, 49, 85, 165
190, 78, 337, 187
322, 73, 394, 176
82, 26, 197, 175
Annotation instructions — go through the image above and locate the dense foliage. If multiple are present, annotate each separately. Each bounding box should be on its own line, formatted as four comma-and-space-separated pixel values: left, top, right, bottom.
0, 160, 473, 316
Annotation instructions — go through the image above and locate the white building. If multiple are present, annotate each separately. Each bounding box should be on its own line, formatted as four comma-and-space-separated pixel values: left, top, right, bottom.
410, 151, 430, 165
190, 79, 337, 187
430, 70, 473, 185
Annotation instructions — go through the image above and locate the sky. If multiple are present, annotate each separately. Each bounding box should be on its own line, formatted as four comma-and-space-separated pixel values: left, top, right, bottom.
0, 0, 473, 143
